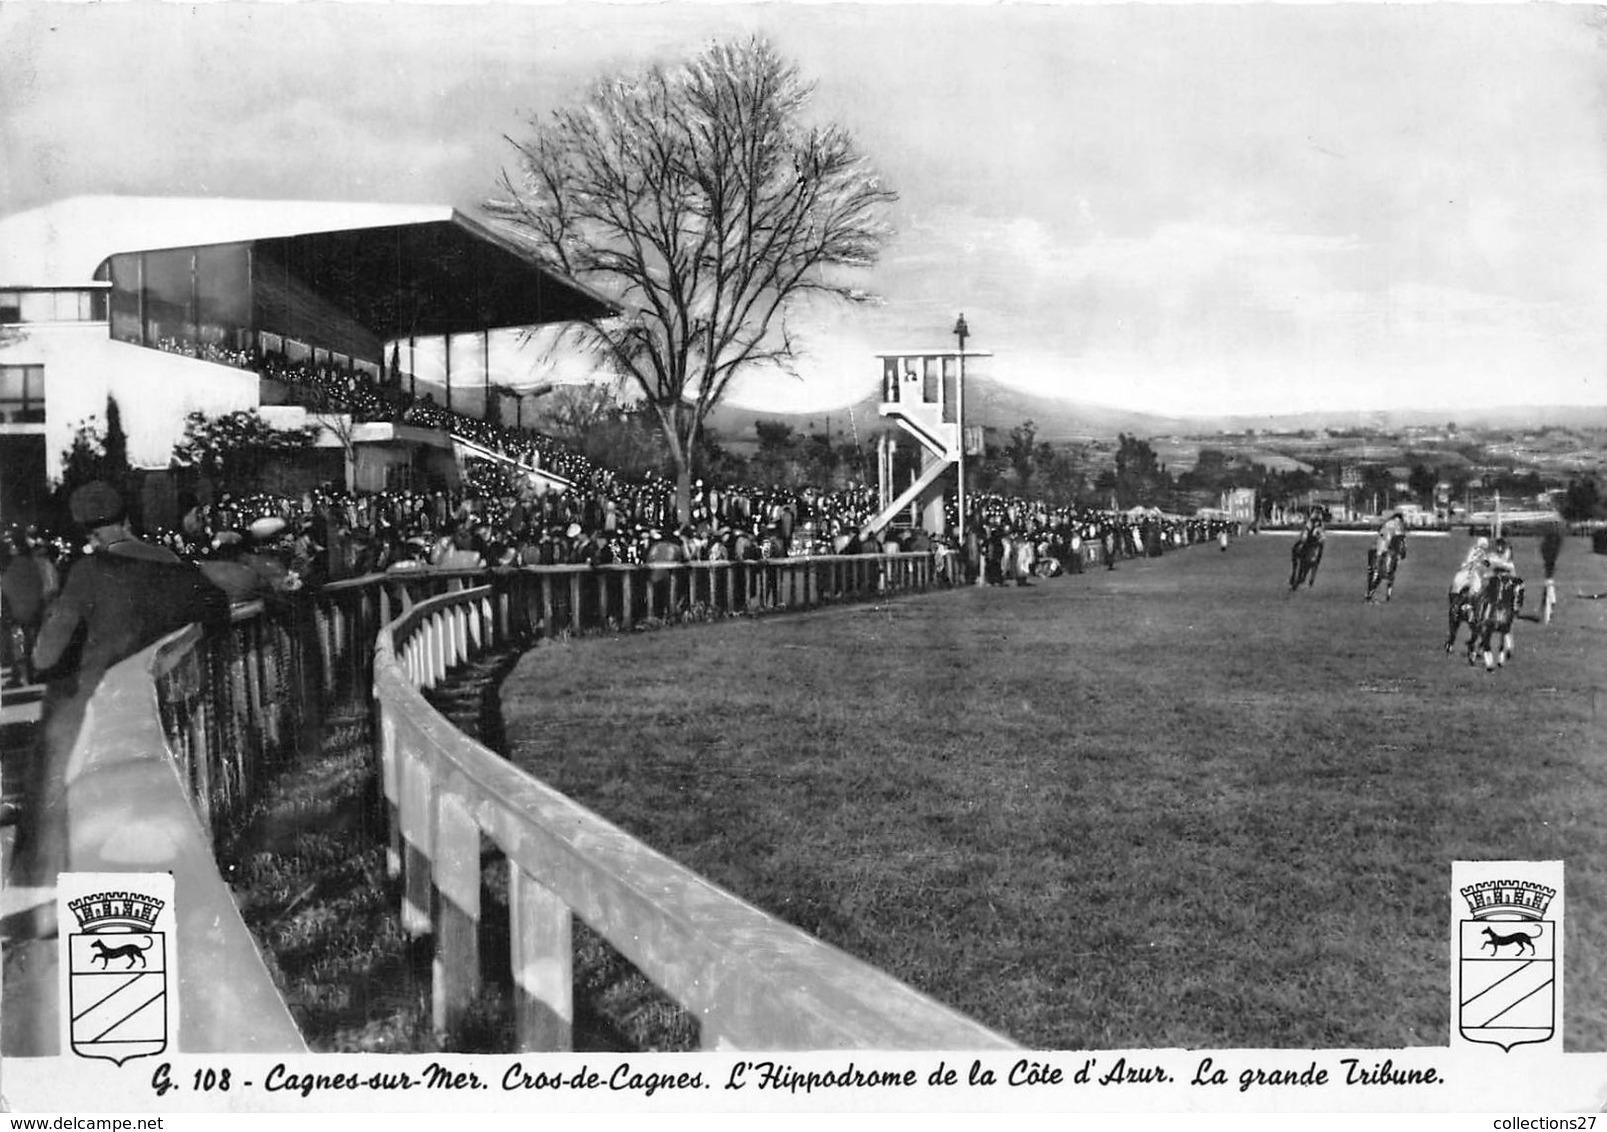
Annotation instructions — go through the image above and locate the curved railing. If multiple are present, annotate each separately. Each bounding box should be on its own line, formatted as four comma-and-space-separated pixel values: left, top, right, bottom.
374, 553, 1017, 1049
10, 550, 1006, 1054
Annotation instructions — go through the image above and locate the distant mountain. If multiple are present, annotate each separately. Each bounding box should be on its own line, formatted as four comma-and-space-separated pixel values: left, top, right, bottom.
709, 378, 1607, 449
709, 376, 1190, 450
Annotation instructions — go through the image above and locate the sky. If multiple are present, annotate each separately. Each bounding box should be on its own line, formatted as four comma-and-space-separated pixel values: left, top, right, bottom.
3, 1, 1606, 419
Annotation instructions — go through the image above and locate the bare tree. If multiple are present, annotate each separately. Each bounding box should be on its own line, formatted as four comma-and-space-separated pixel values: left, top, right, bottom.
535, 382, 667, 477
490, 36, 897, 522
538, 382, 628, 445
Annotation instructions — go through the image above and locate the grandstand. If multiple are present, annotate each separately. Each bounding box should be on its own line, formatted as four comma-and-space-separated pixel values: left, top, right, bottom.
0, 196, 614, 525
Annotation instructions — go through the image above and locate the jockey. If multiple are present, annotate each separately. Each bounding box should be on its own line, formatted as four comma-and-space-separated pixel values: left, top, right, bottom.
1451, 535, 1490, 608
1486, 536, 1517, 582
1375, 511, 1408, 559
1298, 510, 1326, 550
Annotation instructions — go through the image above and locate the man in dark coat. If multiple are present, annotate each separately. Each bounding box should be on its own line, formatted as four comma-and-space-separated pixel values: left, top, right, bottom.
2, 529, 56, 687
13, 481, 230, 915
33, 483, 230, 681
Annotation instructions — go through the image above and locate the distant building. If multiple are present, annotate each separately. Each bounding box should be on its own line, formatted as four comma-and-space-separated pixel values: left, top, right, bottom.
1221, 487, 1257, 525
1394, 502, 1439, 529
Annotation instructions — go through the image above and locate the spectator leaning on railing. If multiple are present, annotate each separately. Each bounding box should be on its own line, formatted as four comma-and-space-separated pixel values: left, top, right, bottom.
13, 482, 232, 935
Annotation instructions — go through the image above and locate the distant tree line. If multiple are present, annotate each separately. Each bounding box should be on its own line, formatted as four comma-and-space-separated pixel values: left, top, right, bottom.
54, 390, 1603, 533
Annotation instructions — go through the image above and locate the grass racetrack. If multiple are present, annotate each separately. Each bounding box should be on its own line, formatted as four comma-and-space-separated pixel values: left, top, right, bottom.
500, 532, 1607, 1050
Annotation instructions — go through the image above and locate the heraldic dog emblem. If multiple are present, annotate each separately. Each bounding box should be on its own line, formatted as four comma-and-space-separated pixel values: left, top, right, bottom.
1457, 878, 1556, 1051
66, 889, 169, 1064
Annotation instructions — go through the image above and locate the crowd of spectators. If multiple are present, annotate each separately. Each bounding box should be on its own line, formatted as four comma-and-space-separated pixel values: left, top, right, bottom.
4, 469, 1236, 642
11, 335, 1235, 633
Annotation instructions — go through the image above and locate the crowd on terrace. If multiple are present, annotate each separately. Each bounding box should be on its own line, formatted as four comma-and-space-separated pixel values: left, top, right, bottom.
4, 467, 1233, 627
8, 331, 1236, 650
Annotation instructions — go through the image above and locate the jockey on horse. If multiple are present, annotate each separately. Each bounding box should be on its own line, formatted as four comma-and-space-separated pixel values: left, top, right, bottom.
1446, 534, 1523, 663
1450, 535, 1490, 620
1375, 511, 1408, 561
1483, 537, 1520, 615
1366, 510, 1409, 601
1289, 509, 1326, 589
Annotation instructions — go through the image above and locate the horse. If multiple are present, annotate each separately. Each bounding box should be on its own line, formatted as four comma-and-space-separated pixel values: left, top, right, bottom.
1290, 535, 1324, 590
1447, 574, 1524, 671
1365, 534, 1407, 603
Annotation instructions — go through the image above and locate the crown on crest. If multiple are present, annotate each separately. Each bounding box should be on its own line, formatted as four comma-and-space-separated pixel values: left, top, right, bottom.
1460, 879, 1554, 921
68, 891, 165, 933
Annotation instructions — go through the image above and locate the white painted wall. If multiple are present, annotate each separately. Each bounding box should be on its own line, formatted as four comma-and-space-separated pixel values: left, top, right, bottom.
0, 325, 259, 482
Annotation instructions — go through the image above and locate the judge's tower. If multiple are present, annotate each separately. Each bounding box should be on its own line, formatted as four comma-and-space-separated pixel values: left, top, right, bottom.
865, 315, 988, 539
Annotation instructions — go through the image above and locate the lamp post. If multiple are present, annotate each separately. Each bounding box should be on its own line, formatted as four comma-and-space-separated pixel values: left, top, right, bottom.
953, 313, 969, 539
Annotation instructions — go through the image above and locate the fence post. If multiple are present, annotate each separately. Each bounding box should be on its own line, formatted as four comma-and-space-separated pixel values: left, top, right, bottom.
432, 790, 482, 1041
509, 867, 573, 1051
379, 710, 402, 880
191, 649, 214, 838
399, 748, 434, 937
434, 613, 449, 685
619, 569, 635, 630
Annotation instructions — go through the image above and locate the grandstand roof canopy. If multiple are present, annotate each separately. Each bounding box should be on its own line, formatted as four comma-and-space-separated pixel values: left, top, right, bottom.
0, 195, 615, 337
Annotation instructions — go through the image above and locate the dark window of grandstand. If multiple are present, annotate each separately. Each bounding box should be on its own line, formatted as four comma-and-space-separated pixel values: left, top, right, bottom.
109, 255, 142, 343
251, 240, 383, 366
0, 364, 45, 424
0, 292, 19, 324
195, 243, 253, 365
143, 248, 198, 355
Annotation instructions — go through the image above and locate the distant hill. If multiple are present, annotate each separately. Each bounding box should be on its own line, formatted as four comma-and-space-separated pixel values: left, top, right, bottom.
709, 376, 1192, 450
709, 378, 1607, 450
1201, 404, 1607, 434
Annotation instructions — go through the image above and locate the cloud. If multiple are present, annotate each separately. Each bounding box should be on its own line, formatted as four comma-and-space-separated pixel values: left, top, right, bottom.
5, 1, 1605, 418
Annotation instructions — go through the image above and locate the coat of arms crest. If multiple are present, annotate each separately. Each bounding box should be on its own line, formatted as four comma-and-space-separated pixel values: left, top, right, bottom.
65, 889, 169, 1065
1456, 878, 1556, 1051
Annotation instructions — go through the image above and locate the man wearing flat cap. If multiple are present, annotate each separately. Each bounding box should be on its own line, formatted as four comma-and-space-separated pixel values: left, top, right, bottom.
33, 480, 229, 678
13, 481, 230, 907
